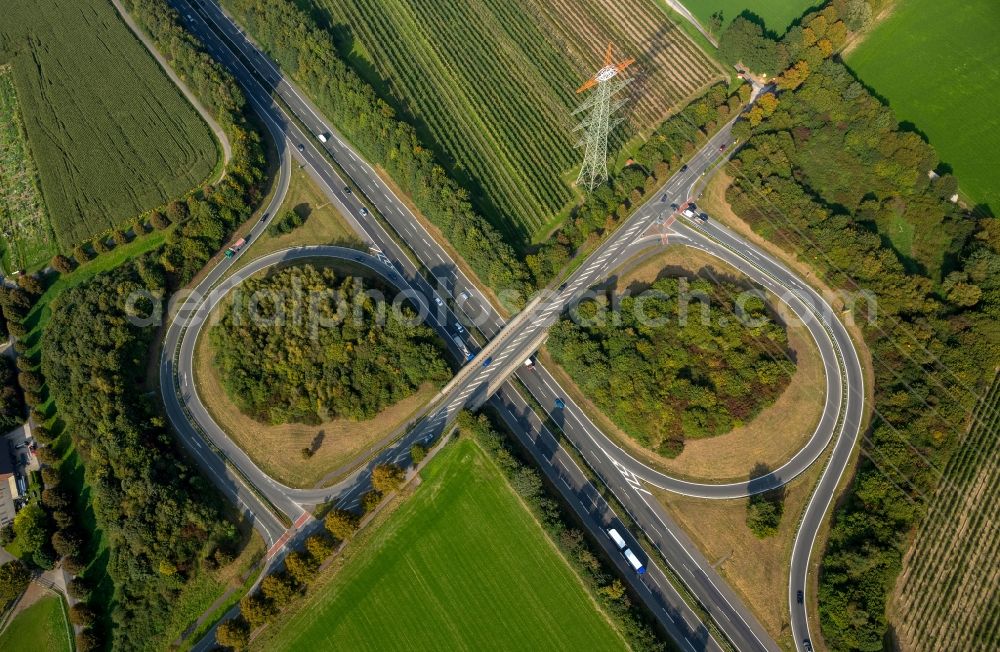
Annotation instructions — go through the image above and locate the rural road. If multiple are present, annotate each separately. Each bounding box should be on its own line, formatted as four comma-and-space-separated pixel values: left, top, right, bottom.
164, 2, 864, 651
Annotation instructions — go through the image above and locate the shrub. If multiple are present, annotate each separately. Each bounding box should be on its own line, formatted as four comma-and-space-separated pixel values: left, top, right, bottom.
284, 550, 318, 585
70, 603, 97, 627
371, 463, 405, 494
409, 443, 427, 466
149, 210, 170, 230
52, 529, 82, 559
75, 630, 101, 652
16, 274, 44, 296
51, 254, 75, 274
324, 509, 359, 541
305, 533, 335, 560
239, 593, 273, 628
0, 560, 30, 604
360, 489, 382, 514
18, 371, 43, 392
73, 245, 94, 264
216, 616, 251, 650
67, 577, 91, 601
61, 554, 86, 575
93, 238, 112, 254
112, 229, 128, 246
260, 572, 295, 606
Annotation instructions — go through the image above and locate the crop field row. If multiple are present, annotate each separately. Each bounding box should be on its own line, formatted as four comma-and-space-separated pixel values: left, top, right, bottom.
892, 373, 1000, 652
321, 0, 579, 240
0, 0, 218, 252
526, 0, 727, 133
0, 64, 55, 273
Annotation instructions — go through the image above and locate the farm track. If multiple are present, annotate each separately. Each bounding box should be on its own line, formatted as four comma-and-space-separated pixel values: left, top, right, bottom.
892, 372, 1000, 651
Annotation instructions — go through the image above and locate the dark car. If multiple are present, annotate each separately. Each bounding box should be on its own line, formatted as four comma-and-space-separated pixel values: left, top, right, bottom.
802, 639, 813, 652
719, 143, 726, 152
680, 164, 688, 172
797, 590, 804, 604
482, 356, 493, 367
554, 398, 566, 409
262, 211, 270, 221
699, 213, 709, 222
297, 143, 305, 152
558, 283, 567, 291
670, 202, 679, 211
660, 194, 668, 203
344, 186, 351, 194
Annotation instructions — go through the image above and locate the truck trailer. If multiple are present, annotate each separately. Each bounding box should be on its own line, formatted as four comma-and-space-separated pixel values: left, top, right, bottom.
623, 548, 646, 574
607, 528, 628, 551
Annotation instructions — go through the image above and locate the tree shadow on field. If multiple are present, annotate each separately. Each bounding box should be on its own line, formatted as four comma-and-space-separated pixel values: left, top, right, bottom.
747, 462, 786, 504
293, 201, 312, 220
309, 429, 325, 455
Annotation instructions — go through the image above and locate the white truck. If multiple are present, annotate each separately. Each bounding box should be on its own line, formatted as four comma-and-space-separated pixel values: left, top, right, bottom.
452, 336, 473, 362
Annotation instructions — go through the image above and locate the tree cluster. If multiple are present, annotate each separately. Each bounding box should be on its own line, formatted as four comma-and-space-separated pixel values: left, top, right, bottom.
0, 560, 29, 608
0, 356, 24, 433
266, 209, 306, 237
460, 412, 665, 651
42, 256, 239, 649
222, 0, 532, 297
719, 3, 1000, 648
218, 527, 343, 648
548, 277, 794, 457
209, 265, 450, 424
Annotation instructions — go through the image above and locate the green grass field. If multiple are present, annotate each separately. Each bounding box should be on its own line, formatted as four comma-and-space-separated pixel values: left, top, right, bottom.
846, 0, 1000, 214
682, 0, 815, 34
0, 594, 73, 652
0, 0, 218, 253
258, 438, 625, 651
0, 65, 55, 273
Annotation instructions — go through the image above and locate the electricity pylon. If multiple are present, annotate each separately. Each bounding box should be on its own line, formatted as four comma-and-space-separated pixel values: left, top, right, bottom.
573, 44, 635, 191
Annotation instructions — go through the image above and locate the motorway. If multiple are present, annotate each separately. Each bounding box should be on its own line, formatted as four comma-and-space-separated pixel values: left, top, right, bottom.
164, 2, 864, 651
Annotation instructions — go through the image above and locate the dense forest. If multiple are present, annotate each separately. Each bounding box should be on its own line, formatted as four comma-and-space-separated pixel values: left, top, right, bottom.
0, 355, 23, 433
718, 1, 1000, 648
210, 264, 450, 424
548, 277, 794, 457
42, 255, 238, 649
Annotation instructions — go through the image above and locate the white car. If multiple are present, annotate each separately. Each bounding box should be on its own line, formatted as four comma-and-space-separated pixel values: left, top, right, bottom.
433, 296, 444, 307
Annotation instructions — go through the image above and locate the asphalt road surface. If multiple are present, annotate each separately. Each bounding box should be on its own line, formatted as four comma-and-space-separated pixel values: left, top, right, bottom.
165, 2, 864, 650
